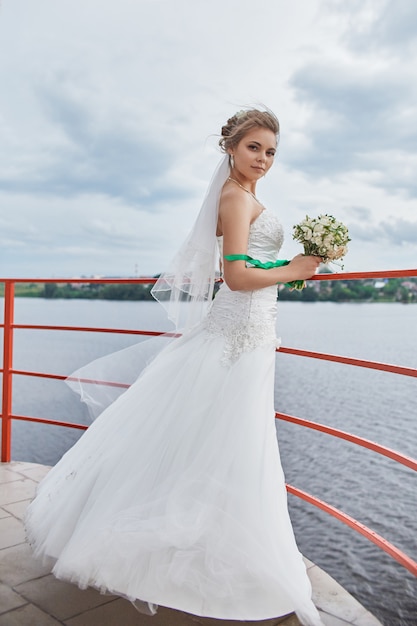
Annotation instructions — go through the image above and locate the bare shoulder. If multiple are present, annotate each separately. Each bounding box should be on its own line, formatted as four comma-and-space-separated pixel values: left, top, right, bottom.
217, 183, 253, 238
219, 183, 252, 218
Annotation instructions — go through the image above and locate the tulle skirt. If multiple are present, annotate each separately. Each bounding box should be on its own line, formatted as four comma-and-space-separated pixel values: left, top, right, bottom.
25, 324, 322, 625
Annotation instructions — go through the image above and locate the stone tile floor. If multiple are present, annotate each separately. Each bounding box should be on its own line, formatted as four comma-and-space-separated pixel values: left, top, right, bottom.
0, 462, 383, 626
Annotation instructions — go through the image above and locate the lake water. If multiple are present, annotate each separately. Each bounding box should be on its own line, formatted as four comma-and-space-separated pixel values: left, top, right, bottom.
1, 298, 416, 626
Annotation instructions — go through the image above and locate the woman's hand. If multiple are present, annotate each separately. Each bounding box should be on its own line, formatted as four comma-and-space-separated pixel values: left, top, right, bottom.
285, 254, 321, 281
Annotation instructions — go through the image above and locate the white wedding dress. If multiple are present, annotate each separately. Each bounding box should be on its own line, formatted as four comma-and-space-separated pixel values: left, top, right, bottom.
25, 209, 323, 625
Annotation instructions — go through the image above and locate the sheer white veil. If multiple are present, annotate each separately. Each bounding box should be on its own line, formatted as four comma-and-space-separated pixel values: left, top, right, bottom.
151, 155, 230, 331
66, 155, 230, 419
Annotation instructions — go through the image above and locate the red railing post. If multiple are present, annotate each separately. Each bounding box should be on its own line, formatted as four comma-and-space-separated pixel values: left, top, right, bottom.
1, 281, 15, 462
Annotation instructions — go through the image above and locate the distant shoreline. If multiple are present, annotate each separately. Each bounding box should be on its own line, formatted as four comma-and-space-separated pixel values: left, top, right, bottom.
1, 278, 416, 304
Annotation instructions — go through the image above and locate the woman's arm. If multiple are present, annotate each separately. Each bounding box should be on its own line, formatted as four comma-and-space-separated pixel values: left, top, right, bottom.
218, 187, 320, 291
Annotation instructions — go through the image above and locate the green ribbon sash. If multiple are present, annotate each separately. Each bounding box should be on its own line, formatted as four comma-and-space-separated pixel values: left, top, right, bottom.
224, 254, 305, 290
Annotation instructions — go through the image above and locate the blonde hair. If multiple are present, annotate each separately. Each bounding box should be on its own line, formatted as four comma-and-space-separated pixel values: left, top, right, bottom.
219, 108, 280, 153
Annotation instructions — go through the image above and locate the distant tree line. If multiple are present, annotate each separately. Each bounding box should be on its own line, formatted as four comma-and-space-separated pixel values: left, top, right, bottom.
42, 282, 155, 300
278, 277, 417, 303
3, 276, 416, 303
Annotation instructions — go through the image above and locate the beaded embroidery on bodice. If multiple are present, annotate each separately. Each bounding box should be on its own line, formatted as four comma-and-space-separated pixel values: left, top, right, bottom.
205, 211, 284, 365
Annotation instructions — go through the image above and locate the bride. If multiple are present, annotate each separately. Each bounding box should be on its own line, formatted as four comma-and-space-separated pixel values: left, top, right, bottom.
25, 109, 323, 625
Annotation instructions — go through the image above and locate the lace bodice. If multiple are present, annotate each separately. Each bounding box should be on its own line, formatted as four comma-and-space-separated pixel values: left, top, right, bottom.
205, 211, 284, 365
247, 210, 284, 263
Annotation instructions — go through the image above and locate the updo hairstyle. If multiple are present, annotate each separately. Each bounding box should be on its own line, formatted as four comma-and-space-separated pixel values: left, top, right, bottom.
219, 108, 280, 153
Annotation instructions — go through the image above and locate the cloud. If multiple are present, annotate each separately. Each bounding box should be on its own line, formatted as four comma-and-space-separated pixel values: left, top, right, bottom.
0, 0, 416, 277
289, 62, 416, 169
0, 189, 193, 278
349, 217, 417, 246
285, 3, 417, 199
345, 206, 373, 221
341, 0, 417, 52
0, 69, 192, 208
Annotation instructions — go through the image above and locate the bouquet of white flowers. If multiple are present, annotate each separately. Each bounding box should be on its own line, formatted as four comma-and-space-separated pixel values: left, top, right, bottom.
290, 214, 350, 290
293, 214, 350, 265
224, 214, 350, 291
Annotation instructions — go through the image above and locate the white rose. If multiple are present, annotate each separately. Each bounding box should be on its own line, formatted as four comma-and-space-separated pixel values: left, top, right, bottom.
319, 216, 332, 226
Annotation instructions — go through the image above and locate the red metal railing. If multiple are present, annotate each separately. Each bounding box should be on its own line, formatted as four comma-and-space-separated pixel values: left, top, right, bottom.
1, 270, 417, 579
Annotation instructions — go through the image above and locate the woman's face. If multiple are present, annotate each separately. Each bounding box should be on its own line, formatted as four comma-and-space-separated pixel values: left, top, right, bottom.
230, 127, 277, 182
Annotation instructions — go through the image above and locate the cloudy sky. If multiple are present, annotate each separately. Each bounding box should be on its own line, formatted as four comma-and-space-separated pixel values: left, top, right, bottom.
1, 0, 416, 278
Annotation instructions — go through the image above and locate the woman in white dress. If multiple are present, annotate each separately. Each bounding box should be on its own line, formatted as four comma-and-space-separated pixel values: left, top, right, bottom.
26, 109, 323, 625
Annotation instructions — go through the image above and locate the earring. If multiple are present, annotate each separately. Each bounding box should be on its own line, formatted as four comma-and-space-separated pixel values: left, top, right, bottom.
230, 155, 235, 169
